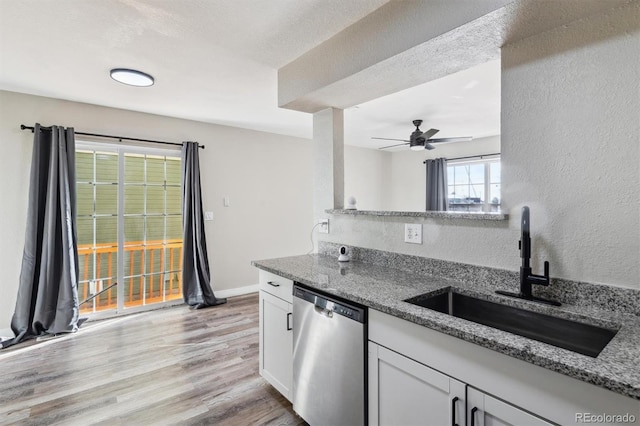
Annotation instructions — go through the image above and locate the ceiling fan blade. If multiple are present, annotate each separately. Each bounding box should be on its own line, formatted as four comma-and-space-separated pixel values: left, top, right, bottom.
427, 136, 473, 144
372, 137, 410, 142
421, 128, 440, 140
425, 143, 436, 150
378, 142, 410, 150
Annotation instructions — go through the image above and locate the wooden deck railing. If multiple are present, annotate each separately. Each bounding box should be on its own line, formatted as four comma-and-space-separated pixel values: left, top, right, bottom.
78, 239, 183, 313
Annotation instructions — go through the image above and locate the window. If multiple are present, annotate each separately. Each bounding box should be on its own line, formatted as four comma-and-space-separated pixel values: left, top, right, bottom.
447, 158, 500, 212
76, 144, 183, 314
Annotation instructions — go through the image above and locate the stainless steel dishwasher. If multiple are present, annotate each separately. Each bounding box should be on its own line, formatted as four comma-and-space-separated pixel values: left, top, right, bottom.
292, 284, 366, 426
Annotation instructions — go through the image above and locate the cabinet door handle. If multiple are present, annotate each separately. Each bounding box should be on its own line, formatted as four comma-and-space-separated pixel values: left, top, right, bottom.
470, 407, 478, 426
451, 396, 459, 426
267, 281, 280, 287
286, 312, 292, 330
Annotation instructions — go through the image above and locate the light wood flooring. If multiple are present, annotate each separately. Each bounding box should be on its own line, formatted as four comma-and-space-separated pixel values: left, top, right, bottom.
0, 293, 305, 425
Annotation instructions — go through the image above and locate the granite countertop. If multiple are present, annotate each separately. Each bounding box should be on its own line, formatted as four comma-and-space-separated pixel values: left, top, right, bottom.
326, 208, 508, 221
252, 253, 640, 400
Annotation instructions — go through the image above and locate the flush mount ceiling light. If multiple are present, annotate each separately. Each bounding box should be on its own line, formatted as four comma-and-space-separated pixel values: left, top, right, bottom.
110, 68, 154, 87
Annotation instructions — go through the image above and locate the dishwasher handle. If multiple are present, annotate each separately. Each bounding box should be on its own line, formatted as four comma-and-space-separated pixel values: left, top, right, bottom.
313, 297, 334, 311
314, 304, 334, 318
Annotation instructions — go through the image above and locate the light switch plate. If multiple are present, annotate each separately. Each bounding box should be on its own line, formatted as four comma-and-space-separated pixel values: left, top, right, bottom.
404, 223, 422, 244
204, 211, 214, 221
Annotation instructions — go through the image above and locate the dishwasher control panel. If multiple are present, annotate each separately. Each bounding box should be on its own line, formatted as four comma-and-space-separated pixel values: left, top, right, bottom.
333, 304, 359, 320
293, 284, 366, 323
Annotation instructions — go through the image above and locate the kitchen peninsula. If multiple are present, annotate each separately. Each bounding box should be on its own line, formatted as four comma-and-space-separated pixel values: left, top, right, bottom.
254, 244, 640, 425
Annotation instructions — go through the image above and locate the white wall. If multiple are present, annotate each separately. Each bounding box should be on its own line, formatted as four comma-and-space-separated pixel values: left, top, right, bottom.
0, 90, 313, 332
344, 145, 391, 211
323, 3, 640, 289
501, 3, 639, 288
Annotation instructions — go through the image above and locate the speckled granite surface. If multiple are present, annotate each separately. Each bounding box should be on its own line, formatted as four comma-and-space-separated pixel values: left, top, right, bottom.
252, 252, 640, 400
326, 208, 509, 221
319, 242, 640, 316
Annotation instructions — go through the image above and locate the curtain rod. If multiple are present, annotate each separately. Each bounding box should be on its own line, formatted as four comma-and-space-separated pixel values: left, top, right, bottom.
20, 125, 205, 149
423, 152, 500, 163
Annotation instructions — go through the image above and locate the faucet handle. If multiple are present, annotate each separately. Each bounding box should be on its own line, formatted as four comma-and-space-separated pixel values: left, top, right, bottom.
544, 260, 549, 278
537, 261, 550, 286
530, 261, 551, 286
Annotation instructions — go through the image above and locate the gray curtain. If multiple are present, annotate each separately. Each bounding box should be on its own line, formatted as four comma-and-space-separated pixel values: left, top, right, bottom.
181, 142, 226, 309
425, 158, 448, 211
2, 124, 80, 349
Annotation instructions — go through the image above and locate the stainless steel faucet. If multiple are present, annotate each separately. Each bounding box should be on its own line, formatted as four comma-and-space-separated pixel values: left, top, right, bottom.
497, 206, 561, 306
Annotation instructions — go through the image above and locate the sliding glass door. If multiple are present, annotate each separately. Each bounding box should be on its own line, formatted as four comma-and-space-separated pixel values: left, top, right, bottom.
76, 143, 183, 315
76, 148, 119, 313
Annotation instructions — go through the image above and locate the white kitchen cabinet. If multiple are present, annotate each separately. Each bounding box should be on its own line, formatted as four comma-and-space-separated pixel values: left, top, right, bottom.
369, 340, 550, 426
369, 309, 639, 426
467, 387, 553, 426
258, 270, 293, 401
368, 342, 466, 426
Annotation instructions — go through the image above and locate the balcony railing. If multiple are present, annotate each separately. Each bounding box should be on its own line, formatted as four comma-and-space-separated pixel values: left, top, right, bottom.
78, 239, 183, 313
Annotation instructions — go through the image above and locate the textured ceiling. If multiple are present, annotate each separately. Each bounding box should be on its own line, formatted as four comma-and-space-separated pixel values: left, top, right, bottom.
2, 1, 627, 148
0, 0, 387, 138
346, 59, 500, 150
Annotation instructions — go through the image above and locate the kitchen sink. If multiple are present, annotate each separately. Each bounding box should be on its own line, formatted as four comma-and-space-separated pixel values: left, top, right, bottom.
404, 289, 618, 357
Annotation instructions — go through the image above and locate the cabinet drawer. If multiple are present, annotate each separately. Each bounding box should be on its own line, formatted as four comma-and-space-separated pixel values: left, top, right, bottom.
259, 270, 293, 302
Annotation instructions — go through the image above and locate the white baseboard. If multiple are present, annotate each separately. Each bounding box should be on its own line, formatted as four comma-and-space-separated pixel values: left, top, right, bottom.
215, 284, 259, 299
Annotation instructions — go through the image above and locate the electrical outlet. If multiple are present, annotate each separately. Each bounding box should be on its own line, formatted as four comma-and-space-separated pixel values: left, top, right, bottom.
404, 223, 422, 244
319, 218, 329, 234
204, 211, 214, 221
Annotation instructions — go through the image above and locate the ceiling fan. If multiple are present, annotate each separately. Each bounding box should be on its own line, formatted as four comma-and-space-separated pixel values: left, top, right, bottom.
372, 120, 472, 151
